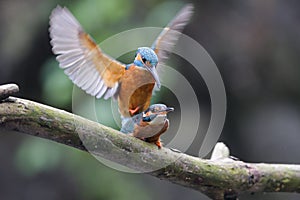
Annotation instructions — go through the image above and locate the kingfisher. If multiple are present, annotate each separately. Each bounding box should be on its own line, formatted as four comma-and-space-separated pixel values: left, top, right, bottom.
120, 104, 174, 148
49, 4, 193, 117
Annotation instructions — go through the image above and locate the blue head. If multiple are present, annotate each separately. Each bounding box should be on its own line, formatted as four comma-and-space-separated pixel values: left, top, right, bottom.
134, 47, 161, 88
142, 104, 174, 123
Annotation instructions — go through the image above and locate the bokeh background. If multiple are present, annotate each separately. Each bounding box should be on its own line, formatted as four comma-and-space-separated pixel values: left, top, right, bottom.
1, 0, 300, 199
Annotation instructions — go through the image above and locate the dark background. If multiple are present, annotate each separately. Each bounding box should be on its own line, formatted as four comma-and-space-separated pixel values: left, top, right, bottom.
0, 0, 300, 199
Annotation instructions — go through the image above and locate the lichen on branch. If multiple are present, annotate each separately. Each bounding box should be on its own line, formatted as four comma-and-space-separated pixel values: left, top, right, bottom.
0, 84, 299, 200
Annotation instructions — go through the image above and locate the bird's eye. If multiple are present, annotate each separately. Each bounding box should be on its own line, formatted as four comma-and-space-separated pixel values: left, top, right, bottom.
142, 57, 147, 63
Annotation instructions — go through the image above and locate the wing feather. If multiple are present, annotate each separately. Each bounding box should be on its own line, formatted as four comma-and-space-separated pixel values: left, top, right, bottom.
49, 5, 126, 99
151, 4, 194, 64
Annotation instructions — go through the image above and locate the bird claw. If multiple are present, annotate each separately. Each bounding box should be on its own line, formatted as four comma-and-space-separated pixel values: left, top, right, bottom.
155, 140, 162, 149
129, 106, 140, 116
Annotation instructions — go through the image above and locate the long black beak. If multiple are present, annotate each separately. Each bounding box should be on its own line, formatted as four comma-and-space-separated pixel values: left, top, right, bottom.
146, 66, 161, 88
165, 107, 174, 113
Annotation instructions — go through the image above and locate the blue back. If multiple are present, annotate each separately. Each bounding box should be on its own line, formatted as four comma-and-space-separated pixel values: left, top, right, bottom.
120, 114, 142, 134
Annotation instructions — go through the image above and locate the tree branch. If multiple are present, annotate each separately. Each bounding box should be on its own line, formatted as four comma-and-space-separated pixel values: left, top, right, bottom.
0, 84, 299, 200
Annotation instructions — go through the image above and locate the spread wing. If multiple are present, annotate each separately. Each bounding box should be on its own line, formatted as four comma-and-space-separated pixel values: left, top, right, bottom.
49, 6, 126, 99
151, 4, 194, 65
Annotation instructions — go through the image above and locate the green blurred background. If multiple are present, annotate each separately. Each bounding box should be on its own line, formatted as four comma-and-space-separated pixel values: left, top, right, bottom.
1, 0, 300, 199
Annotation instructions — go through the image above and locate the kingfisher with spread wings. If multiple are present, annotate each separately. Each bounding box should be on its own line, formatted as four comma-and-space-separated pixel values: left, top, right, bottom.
49, 4, 193, 117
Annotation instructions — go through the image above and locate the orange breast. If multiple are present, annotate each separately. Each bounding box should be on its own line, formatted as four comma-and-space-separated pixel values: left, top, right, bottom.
144, 120, 169, 143
118, 65, 155, 117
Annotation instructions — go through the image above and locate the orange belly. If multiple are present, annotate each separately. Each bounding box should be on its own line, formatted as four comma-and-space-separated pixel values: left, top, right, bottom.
118, 66, 155, 117
134, 120, 169, 149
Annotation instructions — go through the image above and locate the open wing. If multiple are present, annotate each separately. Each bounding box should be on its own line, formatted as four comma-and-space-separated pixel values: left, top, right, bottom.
151, 4, 194, 65
49, 6, 126, 99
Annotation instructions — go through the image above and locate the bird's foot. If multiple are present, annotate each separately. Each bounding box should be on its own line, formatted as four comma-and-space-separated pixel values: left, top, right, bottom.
154, 140, 162, 149
129, 106, 140, 116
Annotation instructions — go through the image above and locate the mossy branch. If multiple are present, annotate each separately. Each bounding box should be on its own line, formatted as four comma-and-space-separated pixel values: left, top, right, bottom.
0, 84, 299, 200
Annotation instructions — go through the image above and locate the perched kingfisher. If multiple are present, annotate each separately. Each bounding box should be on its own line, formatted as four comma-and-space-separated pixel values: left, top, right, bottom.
120, 104, 174, 148
49, 5, 193, 117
